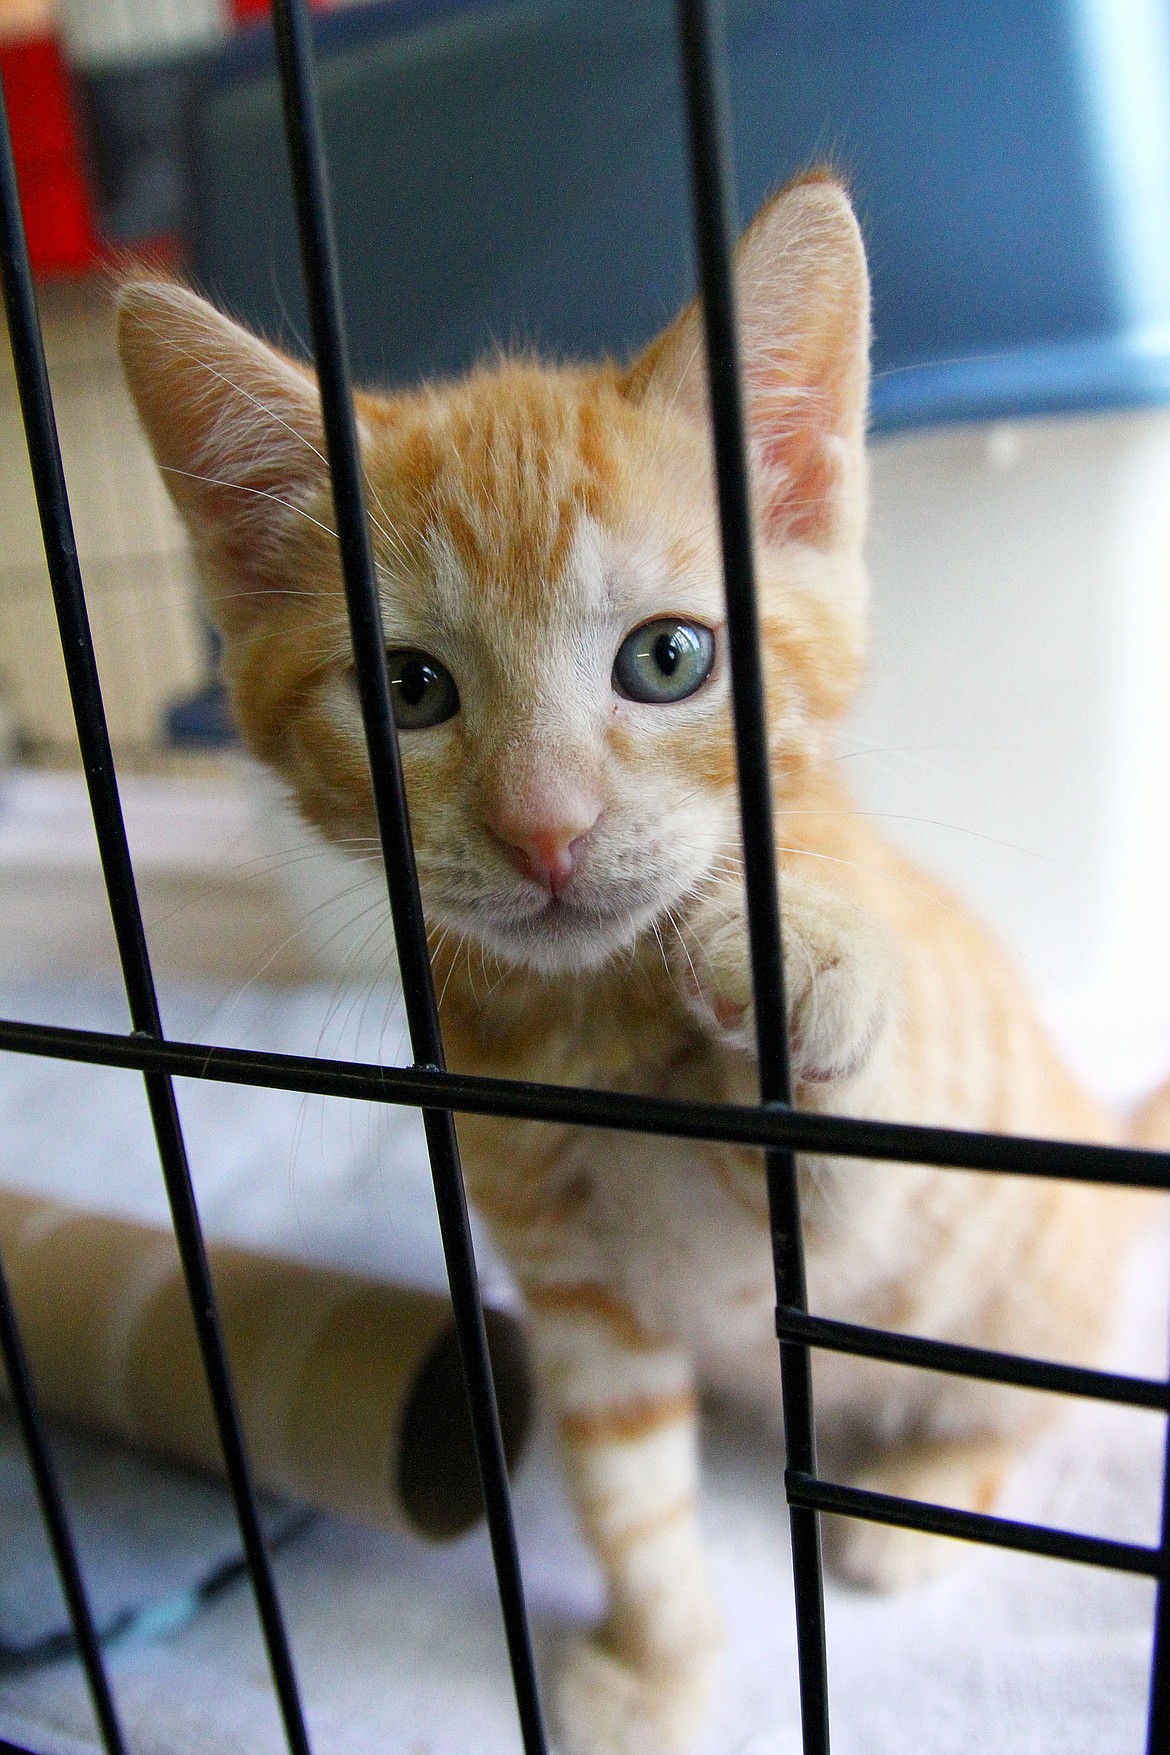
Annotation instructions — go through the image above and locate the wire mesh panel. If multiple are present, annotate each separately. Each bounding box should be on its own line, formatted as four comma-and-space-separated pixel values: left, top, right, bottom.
0, 4, 1168, 1755
0, 35, 312, 1755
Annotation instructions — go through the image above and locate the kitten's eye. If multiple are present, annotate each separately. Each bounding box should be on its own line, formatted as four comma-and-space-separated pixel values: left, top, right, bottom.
612, 618, 716, 704
385, 649, 460, 729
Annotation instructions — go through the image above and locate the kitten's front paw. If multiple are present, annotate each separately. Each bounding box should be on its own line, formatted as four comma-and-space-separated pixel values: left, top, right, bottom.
554, 1632, 720, 1755
783, 884, 895, 1086
674, 874, 895, 1087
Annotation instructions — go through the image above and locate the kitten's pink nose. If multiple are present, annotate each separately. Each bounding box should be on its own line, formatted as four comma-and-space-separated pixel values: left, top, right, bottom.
491, 810, 600, 897
512, 828, 589, 897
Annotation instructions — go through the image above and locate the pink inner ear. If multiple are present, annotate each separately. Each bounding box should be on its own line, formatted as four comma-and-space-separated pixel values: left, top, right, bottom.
749, 284, 867, 548
753, 390, 840, 547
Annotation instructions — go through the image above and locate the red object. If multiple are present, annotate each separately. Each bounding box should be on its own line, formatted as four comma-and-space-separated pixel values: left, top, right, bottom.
0, 34, 101, 276
232, 0, 327, 21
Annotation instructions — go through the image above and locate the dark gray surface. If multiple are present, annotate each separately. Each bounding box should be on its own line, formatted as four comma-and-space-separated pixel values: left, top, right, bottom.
190, 0, 1170, 419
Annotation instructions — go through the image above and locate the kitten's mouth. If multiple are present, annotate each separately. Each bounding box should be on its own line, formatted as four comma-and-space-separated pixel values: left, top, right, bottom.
462, 881, 660, 973
423, 849, 694, 975
525, 890, 638, 939
535, 890, 623, 920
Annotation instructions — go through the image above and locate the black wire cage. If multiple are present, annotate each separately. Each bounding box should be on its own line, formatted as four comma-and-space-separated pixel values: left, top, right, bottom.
1, 3, 1169, 1753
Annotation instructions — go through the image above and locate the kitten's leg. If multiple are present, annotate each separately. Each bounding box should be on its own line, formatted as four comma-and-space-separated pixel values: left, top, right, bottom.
826, 1435, 1012, 1592
524, 1283, 723, 1755
673, 868, 895, 1087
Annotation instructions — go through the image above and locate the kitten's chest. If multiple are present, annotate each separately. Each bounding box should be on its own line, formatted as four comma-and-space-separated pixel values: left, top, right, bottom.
575, 1040, 785, 1398
588, 1124, 777, 1363
453, 993, 782, 1379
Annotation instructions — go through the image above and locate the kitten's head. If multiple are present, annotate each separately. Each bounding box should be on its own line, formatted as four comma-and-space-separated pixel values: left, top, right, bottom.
118, 174, 869, 976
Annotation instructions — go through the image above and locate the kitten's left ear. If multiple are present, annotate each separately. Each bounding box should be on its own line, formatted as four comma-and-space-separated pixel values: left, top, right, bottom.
117, 280, 335, 636
621, 172, 869, 548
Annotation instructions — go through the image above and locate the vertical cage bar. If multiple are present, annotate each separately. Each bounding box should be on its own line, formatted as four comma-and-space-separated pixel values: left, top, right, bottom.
0, 1247, 126, 1755
267, 5, 547, 1751
0, 68, 312, 1755
673, 2, 831, 1749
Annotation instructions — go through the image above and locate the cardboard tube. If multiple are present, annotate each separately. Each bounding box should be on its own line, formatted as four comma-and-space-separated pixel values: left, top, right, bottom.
0, 1187, 532, 1540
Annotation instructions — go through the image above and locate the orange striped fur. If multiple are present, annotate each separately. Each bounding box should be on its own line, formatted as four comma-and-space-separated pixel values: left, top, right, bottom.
118, 175, 1152, 1755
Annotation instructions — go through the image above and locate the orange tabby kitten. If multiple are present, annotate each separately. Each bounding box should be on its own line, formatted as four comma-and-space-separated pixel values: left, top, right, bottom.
119, 176, 1145, 1755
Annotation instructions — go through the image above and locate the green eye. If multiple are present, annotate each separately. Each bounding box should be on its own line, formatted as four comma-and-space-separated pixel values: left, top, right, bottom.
613, 618, 716, 704
385, 649, 460, 730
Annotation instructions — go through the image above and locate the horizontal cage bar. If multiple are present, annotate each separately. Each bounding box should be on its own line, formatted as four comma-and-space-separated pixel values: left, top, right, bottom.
3, 1017, 1168, 1193
785, 1472, 1165, 1577
776, 1307, 1170, 1411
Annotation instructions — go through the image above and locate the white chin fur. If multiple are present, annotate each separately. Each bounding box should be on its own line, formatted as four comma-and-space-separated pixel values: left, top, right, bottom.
457, 898, 651, 977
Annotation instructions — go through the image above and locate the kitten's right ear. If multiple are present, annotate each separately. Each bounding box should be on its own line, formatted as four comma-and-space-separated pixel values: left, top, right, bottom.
620, 174, 869, 552
117, 281, 331, 630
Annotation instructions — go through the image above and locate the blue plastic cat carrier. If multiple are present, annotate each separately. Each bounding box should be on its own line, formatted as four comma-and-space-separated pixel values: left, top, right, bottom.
187, 0, 1170, 432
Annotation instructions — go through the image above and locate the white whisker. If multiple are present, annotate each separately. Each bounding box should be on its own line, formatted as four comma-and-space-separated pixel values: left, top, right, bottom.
161, 465, 338, 538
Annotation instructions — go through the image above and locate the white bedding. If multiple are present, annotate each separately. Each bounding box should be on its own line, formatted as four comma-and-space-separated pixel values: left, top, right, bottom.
0, 973, 1167, 1755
